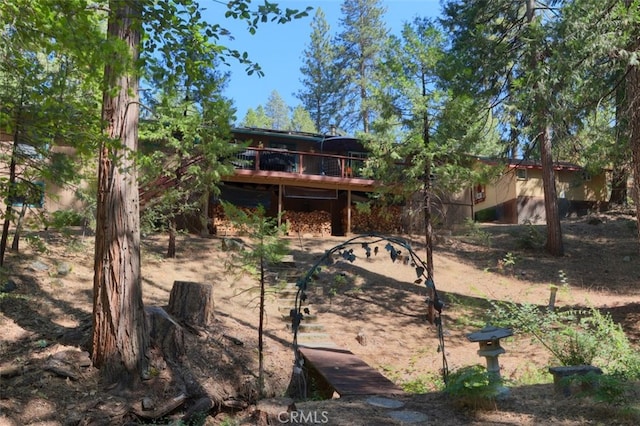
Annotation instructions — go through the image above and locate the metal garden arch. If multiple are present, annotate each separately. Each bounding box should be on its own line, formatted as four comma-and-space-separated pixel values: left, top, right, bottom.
288, 233, 448, 393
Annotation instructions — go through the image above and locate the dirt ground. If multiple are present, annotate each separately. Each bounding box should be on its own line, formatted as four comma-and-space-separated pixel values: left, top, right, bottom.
1, 210, 640, 425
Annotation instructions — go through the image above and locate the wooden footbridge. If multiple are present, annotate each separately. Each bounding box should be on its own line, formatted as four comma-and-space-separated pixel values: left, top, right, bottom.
297, 346, 404, 398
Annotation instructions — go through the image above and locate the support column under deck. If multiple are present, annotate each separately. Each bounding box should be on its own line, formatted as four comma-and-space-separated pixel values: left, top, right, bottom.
347, 190, 352, 235
278, 184, 283, 227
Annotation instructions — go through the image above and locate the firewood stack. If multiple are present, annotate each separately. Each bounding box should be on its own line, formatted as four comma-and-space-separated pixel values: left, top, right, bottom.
347, 204, 403, 234
211, 204, 255, 236
283, 211, 332, 236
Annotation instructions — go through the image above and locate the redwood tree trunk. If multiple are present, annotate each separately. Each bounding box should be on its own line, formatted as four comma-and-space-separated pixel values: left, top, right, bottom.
623, 0, 640, 251
91, 0, 148, 385
627, 52, 640, 250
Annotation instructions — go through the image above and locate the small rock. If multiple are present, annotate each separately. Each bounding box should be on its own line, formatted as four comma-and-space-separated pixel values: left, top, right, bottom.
56, 262, 72, 276
356, 331, 367, 346
52, 350, 92, 368
142, 397, 155, 411
30, 260, 49, 272
623, 256, 631, 262
221, 238, 244, 251
366, 396, 404, 409
388, 410, 429, 423
44, 358, 78, 380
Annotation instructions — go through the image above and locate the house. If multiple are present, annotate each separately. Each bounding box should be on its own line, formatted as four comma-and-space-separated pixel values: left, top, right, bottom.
472, 158, 608, 224
0, 130, 84, 218
1, 126, 391, 236
215, 127, 378, 236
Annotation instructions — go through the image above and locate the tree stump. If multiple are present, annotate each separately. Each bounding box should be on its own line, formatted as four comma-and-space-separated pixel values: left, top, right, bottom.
167, 281, 215, 330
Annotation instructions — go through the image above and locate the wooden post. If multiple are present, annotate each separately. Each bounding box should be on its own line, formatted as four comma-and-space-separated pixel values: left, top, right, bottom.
347, 190, 352, 235
278, 184, 283, 227
167, 281, 215, 330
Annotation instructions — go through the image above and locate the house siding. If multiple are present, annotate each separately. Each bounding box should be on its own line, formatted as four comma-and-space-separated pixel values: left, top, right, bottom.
474, 163, 608, 224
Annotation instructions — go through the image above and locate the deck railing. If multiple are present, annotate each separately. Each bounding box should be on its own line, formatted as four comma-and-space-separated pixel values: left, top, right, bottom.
232, 147, 366, 179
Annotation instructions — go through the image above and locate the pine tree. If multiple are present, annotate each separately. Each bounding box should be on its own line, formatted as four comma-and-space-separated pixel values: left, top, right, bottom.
335, 0, 389, 133
290, 106, 318, 133
265, 90, 290, 130
0, 0, 102, 264
297, 8, 345, 133
241, 105, 272, 128
441, 0, 566, 255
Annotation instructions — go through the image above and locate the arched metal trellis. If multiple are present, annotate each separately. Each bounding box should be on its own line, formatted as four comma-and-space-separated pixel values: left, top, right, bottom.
289, 233, 448, 396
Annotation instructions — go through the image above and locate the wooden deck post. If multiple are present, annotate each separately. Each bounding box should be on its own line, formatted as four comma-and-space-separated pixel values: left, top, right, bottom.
278, 184, 283, 227
347, 190, 352, 235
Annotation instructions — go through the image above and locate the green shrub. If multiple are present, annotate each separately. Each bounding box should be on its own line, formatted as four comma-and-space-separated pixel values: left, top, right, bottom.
401, 372, 445, 394
49, 210, 85, 228
515, 220, 544, 249
460, 218, 492, 247
444, 365, 503, 409
489, 302, 640, 378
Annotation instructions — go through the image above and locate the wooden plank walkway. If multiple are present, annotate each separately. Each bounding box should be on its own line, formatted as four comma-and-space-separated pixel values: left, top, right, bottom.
298, 346, 404, 397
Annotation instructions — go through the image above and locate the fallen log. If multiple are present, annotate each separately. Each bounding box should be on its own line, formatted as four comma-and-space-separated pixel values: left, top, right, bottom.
131, 393, 187, 420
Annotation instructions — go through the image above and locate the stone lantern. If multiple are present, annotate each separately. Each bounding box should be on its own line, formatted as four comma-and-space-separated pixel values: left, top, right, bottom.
467, 325, 513, 390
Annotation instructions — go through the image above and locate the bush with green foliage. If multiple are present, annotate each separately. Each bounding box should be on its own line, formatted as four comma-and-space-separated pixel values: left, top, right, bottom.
460, 218, 492, 246
490, 302, 640, 377
515, 220, 545, 249
444, 364, 503, 408
49, 210, 86, 229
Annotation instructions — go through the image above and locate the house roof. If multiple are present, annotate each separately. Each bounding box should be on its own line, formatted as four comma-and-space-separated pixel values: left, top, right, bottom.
320, 136, 365, 152
232, 127, 325, 143
232, 127, 366, 152
476, 157, 584, 171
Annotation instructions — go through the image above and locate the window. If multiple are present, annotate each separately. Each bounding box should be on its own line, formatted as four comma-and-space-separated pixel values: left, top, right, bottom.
516, 169, 527, 180
10, 181, 45, 208
474, 184, 486, 204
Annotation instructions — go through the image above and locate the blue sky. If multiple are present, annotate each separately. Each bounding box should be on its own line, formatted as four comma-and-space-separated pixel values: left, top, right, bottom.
204, 0, 442, 126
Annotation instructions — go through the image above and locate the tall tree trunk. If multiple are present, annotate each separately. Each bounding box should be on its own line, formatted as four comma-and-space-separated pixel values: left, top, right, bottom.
610, 81, 629, 206
91, 0, 148, 386
167, 218, 176, 258
10, 203, 28, 252
627, 50, 640, 249
258, 254, 266, 397
422, 129, 434, 279
609, 167, 628, 206
360, 68, 369, 133
166, 157, 184, 258
526, 0, 563, 256
0, 97, 24, 266
540, 124, 564, 256
419, 59, 434, 279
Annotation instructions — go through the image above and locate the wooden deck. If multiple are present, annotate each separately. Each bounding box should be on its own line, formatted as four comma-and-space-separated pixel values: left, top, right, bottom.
298, 346, 404, 397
